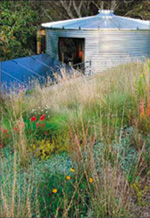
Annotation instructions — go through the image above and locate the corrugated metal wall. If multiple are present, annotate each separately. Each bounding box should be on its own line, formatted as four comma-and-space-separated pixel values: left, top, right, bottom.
46, 29, 150, 73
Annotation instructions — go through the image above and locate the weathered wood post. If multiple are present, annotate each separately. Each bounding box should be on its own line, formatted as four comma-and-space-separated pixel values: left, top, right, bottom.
37, 29, 46, 54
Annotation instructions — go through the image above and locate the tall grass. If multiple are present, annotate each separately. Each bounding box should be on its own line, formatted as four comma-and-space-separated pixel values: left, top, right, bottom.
1, 150, 40, 218
1, 61, 150, 217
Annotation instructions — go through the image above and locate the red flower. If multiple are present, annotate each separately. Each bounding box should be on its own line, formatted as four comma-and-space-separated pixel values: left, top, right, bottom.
31, 117, 36, 122
40, 114, 45, 121
146, 101, 150, 116
14, 127, 18, 132
36, 123, 39, 128
1, 144, 3, 149
40, 123, 46, 127
2, 129, 8, 134
44, 131, 48, 135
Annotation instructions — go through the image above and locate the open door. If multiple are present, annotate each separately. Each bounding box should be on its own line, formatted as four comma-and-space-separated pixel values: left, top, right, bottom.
58, 37, 85, 67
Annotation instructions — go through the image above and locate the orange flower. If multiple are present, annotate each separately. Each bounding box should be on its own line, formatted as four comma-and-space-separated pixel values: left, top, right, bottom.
52, 189, 57, 193
89, 178, 93, 183
146, 101, 150, 116
66, 176, 71, 180
70, 168, 75, 172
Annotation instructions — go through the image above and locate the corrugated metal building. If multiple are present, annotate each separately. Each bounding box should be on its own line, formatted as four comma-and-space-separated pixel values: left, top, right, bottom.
42, 10, 150, 74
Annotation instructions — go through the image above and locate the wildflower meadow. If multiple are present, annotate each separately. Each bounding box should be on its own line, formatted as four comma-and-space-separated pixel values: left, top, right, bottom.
1, 61, 150, 217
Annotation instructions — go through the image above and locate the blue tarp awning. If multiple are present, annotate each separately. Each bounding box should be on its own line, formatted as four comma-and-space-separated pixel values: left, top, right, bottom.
1, 54, 68, 91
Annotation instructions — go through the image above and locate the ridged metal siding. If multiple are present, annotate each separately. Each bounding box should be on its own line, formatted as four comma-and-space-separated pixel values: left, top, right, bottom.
46, 29, 150, 73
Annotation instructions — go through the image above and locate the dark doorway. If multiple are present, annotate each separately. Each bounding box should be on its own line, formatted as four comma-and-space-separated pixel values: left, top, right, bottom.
58, 37, 85, 67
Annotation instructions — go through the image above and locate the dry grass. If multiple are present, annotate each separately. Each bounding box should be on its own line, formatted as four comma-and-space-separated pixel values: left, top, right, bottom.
1, 61, 150, 217
19, 61, 146, 117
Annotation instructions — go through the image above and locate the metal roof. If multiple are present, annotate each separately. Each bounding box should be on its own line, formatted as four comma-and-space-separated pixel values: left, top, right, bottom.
1, 54, 71, 90
42, 10, 150, 30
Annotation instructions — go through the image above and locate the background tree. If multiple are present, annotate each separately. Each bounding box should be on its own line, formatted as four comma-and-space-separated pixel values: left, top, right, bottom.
1, 1, 40, 60
1, 0, 149, 61
41, 0, 150, 20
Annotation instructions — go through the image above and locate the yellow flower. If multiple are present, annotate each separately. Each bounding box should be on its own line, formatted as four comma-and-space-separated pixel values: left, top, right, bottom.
89, 178, 93, 183
70, 168, 75, 172
66, 176, 71, 180
52, 189, 57, 193
140, 74, 144, 78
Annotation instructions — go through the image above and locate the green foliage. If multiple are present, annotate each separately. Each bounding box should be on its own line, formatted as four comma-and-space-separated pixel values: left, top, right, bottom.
131, 182, 149, 206
37, 168, 91, 218
1, 128, 11, 147
135, 73, 147, 98
1, 1, 40, 60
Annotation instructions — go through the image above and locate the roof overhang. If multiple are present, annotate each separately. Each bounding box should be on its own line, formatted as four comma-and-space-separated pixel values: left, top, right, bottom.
41, 10, 150, 31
